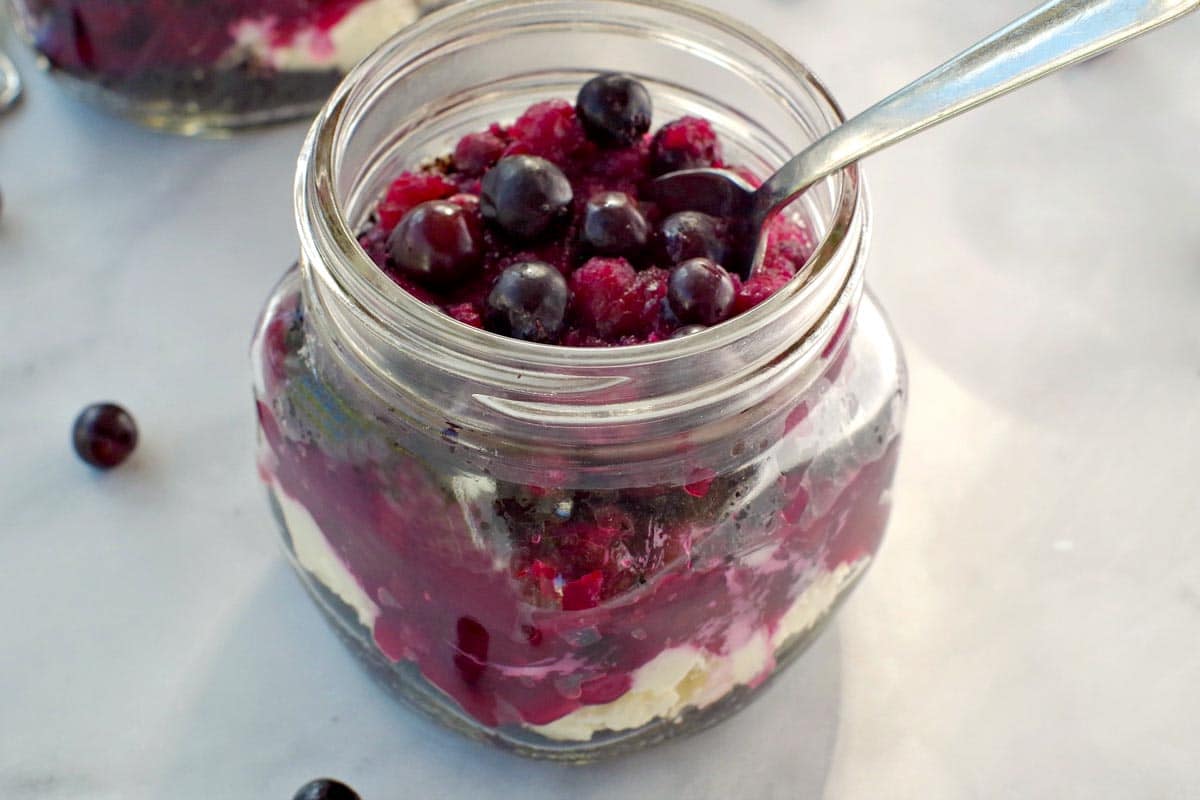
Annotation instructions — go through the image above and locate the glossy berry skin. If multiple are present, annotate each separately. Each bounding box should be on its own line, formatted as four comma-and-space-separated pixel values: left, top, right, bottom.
667, 258, 736, 326
72, 403, 138, 469
485, 261, 570, 343
671, 324, 708, 338
386, 200, 483, 286
292, 778, 361, 800
582, 192, 649, 257
480, 156, 573, 240
576, 73, 653, 147
657, 211, 726, 265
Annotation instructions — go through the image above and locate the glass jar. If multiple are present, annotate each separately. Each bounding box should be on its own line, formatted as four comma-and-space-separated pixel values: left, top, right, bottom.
251, 0, 906, 760
7, 0, 450, 133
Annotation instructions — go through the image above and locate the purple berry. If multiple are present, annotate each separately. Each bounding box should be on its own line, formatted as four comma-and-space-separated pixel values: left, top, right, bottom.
582, 192, 649, 257
667, 258, 735, 325
293, 779, 361, 800
387, 200, 483, 286
480, 156, 573, 240
657, 211, 726, 264
485, 261, 569, 343
576, 73, 652, 147
72, 403, 138, 469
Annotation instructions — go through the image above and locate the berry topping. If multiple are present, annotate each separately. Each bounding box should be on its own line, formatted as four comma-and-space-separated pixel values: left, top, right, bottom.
453, 130, 506, 176
576, 73, 653, 147
293, 779, 361, 800
509, 99, 590, 166
657, 211, 726, 264
651, 116, 722, 175
72, 402, 138, 469
581, 192, 649, 257
671, 324, 708, 338
356, 78, 818, 345
386, 200, 483, 286
667, 258, 736, 325
480, 155, 573, 240
485, 261, 569, 342
375, 172, 457, 231
568, 257, 639, 339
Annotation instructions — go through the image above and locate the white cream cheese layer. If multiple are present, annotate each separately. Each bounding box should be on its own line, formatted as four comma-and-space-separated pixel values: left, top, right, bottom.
230, 0, 419, 73
274, 486, 380, 628
528, 559, 866, 742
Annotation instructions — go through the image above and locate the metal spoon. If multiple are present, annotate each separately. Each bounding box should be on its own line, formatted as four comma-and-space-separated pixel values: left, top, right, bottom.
652, 0, 1200, 276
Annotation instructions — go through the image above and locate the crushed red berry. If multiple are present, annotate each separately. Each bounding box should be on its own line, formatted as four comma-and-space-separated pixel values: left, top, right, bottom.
650, 116, 724, 175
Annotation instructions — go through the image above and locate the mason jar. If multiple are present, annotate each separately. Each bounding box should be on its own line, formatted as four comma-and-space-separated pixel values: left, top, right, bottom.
251, 0, 907, 760
7, 0, 450, 133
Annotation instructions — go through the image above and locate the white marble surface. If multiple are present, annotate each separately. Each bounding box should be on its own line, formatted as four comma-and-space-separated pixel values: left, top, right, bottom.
2, 2, 1199, 798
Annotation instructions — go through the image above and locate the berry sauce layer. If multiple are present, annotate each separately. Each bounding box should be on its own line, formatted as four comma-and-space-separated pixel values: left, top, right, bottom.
356, 75, 818, 346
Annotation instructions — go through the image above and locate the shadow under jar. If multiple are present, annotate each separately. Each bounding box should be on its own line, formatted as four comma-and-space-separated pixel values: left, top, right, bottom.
7, 0, 449, 133
251, 0, 907, 761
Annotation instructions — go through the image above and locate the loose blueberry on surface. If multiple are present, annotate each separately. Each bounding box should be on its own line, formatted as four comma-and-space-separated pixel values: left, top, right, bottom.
292, 778, 361, 800
657, 211, 726, 264
582, 192, 649, 257
72, 402, 138, 469
671, 324, 708, 338
480, 155, 573, 240
386, 200, 482, 286
667, 258, 736, 325
485, 261, 569, 343
576, 73, 653, 147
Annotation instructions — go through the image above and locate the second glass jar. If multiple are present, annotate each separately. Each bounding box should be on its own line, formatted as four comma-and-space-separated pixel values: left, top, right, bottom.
252, 0, 907, 760
7, 0, 451, 132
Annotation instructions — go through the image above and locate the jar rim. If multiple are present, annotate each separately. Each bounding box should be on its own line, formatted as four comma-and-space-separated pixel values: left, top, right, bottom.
296, 0, 865, 373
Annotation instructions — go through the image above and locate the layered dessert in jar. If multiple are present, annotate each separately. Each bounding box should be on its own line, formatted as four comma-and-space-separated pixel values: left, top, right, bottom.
252, 0, 906, 759
8, 0, 447, 131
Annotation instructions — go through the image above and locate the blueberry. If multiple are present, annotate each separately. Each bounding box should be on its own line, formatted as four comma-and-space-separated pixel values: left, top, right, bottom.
671, 324, 708, 338
292, 778, 361, 800
480, 156, 573, 240
576, 73, 653, 147
485, 261, 569, 343
667, 258, 736, 325
72, 403, 138, 469
387, 200, 482, 286
657, 211, 726, 264
582, 192, 649, 257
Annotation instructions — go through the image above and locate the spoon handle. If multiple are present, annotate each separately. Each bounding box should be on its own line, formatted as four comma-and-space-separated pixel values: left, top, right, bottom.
754, 0, 1199, 222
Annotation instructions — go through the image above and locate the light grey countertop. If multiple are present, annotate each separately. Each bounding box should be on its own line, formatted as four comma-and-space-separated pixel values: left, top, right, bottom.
2, 2, 1198, 798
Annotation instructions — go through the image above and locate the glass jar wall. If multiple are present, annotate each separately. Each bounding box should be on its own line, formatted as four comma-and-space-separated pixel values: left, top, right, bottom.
251, 0, 907, 760
7, 0, 450, 133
